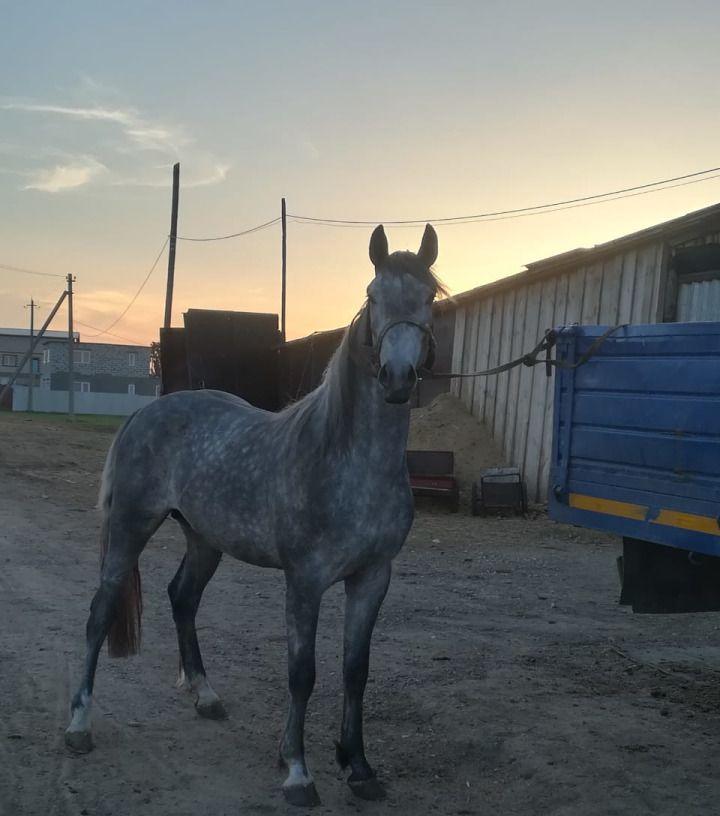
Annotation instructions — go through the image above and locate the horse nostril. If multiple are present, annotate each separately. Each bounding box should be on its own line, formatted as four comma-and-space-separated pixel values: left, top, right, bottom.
378, 364, 390, 387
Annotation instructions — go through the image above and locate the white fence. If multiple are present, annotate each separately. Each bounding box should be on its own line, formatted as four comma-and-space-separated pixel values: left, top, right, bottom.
12, 385, 156, 416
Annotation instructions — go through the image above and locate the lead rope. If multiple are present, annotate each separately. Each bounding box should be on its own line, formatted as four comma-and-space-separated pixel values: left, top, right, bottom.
425, 324, 627, 380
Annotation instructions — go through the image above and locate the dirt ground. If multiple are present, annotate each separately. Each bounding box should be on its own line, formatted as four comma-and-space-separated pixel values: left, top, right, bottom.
1, 411, 720, 816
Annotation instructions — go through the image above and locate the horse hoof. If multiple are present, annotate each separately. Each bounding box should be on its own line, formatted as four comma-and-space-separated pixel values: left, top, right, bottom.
64, 729, 94, 754
196, 699, 227, 720
282, 782, 321, 807
348, 776, 386, 801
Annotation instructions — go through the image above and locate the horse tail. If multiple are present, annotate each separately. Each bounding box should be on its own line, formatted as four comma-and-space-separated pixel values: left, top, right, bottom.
98, 415, 143, 658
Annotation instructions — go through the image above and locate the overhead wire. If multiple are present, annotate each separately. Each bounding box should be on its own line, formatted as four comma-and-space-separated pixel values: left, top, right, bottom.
79, 236, 169, 337
74, 320, 143, 345
5, 164, 720, 342
0, 262, 64, 278
176, 216, 281, 242
288, 165, 720, 227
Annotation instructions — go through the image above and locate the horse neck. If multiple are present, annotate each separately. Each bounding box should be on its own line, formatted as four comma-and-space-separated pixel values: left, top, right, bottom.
323, 333, 411, 470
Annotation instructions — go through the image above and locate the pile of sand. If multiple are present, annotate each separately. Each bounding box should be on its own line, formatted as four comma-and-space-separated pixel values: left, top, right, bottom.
408, 392, 505, 507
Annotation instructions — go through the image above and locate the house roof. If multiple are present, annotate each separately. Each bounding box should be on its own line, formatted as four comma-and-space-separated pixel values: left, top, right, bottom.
437, 201, 720, 309
0, 328, 78, 339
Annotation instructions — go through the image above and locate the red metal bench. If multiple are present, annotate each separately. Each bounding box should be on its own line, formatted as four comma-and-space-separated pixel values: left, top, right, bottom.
406, 450, 460, 512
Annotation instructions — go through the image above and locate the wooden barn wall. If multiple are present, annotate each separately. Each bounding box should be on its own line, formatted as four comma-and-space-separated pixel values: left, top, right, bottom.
450, 240, 667, 502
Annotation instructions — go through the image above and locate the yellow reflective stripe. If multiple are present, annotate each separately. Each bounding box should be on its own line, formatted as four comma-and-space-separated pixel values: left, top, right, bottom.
568, 493, 647, 521
568, 492, 720, 535
653, 510, 720, 535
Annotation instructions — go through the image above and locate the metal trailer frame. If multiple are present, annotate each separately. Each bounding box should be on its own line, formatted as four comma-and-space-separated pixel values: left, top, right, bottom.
548, 322, 720, 559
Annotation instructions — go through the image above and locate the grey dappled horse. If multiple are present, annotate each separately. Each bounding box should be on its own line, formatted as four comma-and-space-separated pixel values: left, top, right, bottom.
65, 224, 444, 806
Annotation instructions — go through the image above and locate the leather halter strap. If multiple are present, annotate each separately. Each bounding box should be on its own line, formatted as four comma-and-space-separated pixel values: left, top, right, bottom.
350, 310, 436, 377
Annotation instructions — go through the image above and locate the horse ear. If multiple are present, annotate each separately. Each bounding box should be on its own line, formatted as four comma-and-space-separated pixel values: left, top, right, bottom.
369, 225, 389, 267
418, 223, 438, 268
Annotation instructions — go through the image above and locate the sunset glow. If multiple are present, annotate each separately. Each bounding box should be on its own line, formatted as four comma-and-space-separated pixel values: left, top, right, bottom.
2, 2, 720, 343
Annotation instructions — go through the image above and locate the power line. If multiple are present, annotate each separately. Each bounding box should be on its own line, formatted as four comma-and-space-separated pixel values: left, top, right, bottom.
291, 171, 720, 229
176, 216, 281, 242
289, 165, 720, 227
74, 320, 143, 345
81, 237, 169, 337
0, 262, 64, 279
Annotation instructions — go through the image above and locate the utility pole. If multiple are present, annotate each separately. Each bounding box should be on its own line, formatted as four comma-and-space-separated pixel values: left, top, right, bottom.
164, 162, 180, 329
24, 298, 38, 412
0, 289, 67, 408
281, 197, 287, 342
67, 273, 75, 417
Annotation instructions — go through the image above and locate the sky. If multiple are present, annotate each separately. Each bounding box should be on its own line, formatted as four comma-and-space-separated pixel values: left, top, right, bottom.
2, 0, 720, 343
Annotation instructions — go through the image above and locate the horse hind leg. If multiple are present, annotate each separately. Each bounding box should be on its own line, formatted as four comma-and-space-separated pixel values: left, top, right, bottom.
168, 524, 225, 719
65, 512, 159, 753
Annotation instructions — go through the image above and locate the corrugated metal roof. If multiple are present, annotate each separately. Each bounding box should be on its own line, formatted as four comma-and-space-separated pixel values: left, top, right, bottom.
439, 201, 720, 309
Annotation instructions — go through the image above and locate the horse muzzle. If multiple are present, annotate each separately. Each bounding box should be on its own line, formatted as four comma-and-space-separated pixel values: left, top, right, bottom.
378, 362, 418, 404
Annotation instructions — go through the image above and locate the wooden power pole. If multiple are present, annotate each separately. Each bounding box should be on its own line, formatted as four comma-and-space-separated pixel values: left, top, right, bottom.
281, 197, 287, 342
67, 273, 75, 416
0, 289, 67, 409
164, 163, 180, 329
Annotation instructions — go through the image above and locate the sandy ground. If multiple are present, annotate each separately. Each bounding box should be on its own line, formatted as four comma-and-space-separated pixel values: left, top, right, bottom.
408, 393, 504, 509
1, 411, 720, 816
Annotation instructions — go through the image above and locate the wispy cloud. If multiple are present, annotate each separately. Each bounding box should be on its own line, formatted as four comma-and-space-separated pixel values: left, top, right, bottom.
1, 101, 189, 156
23, 157, 107, 192
1, 91, 228, 191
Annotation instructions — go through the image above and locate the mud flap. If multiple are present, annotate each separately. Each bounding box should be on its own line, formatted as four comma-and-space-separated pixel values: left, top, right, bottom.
618, 537, 720, 613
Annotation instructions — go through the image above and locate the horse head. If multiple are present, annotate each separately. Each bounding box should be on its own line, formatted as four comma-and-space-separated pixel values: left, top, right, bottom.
365, 223, 440, 404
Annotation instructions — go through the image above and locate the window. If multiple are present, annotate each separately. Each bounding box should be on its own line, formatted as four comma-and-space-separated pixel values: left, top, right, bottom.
128, 352, 137, 367
31, 357, 40, 373
73, 381, 90, 393
1, 354, 18, 367
43, 348, 50, 364
128, 383, 136, 396
73, 349, 91, 364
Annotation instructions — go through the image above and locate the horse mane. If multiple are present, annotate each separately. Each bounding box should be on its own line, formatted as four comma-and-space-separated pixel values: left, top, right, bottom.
277, 311, 363, 452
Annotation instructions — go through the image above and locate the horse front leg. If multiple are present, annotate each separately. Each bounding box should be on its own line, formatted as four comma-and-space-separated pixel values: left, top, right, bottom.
336, 560, 391, 800
279, 577, 322, 807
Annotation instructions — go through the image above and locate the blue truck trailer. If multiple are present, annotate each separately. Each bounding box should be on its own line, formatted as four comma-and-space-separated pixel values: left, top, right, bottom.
548, 321, 720, 612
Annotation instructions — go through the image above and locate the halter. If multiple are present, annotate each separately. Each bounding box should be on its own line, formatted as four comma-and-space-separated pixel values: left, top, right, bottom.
350, 309, 437, 377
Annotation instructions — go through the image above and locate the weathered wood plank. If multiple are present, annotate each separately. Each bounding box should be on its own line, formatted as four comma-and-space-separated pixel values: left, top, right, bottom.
524, 277, 557, 501
617, 249, 637, 323
472, 296, 494, 420
647, 242, 665, 322
493, 290, 516, 444
449, 306, 466, 398
631, 245, 654, 323
483, 294, 503, 426
581, 262, 603, 324
537, 273, 569, 501
504, 286, 528, 461
599, 254, 623, 324
459, 303, 475, 406
512, 282, 542, 477
463, 301, 481, 412
564, 267, 586, 325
